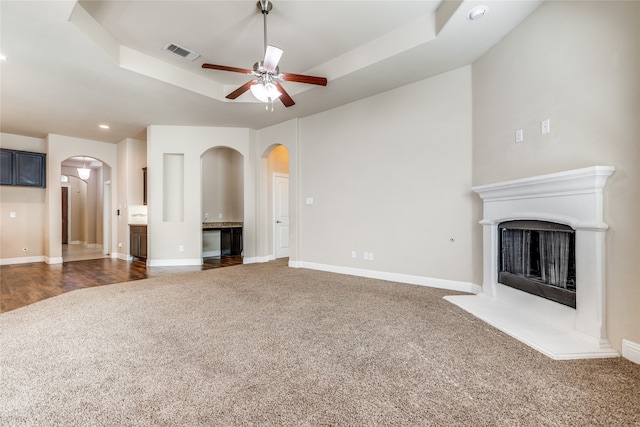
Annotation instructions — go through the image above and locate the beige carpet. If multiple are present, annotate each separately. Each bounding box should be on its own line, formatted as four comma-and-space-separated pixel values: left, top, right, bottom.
1, 259, 639, 426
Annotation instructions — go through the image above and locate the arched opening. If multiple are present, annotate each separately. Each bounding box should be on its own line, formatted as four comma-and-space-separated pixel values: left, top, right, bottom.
263, 144, 290, 259
60, 156, 111, 262
200, 147, 244, 264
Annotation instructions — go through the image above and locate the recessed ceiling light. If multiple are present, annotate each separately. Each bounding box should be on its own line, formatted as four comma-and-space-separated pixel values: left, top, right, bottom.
99, 124, 110, 129
468, 5, 489, 21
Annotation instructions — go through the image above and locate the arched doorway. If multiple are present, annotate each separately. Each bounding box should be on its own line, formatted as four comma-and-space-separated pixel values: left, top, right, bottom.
60, 156, 110, 262
200, 147, 244, 262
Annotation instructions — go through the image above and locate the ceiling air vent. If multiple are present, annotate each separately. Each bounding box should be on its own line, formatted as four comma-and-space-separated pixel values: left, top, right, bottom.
163, 43, 200, 61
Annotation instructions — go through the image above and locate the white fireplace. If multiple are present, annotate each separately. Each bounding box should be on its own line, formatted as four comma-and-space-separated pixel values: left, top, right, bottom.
446, 166, 618, 359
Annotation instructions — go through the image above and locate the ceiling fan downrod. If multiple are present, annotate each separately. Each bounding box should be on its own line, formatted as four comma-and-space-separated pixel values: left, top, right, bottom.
258, 0, 273, 56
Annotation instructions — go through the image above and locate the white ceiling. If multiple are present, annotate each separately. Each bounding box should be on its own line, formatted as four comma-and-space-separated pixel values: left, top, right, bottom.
0, 0, 543, 144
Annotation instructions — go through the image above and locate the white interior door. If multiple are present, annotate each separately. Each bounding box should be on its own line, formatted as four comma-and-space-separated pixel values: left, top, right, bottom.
274, 174, 289, 258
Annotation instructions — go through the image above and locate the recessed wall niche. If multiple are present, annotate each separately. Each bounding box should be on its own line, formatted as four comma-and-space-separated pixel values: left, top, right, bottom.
163, 153, 184, 222
201, 147, 244, 222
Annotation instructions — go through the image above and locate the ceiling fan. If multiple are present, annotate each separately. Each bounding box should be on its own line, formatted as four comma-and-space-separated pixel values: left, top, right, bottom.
202, 0, 327, 109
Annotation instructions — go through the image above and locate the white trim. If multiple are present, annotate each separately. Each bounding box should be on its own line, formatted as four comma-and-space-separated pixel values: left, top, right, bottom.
202, 250, 221, 258
147, 258, 202, 267
111, 252, 130, 261
45, 256, 63, 264
0, 256, 46, 265
622, 340, 640, 365
292, 261, 480, 294
472, 165, 616, 202
252, 255, 274, 263
273, 172, 290, 259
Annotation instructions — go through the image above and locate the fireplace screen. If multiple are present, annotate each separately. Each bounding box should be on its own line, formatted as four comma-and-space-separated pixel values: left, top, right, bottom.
498, 220, 576, 308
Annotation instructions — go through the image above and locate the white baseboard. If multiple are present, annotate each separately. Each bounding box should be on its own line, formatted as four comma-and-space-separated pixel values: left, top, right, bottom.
0, 255, 45, 265
111, 252, 131, 261
147, 258, 202, 267
622, 339, 640, 365
45, 256, 63, 264
203, 250, 221, 258
291, 261, 480, 294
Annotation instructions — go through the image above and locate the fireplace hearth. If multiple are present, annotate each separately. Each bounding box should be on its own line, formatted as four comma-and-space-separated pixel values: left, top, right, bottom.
445, 166, 618, 360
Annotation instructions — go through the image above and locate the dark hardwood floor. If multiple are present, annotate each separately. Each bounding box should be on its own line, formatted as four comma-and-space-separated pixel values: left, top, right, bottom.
0, 256, 243, 313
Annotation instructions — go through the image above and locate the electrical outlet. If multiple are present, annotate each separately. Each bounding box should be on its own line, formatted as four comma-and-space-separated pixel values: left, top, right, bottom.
363, 252, 369, 260
218, 213, 223, 219
352, 251, 356, 258
368, 252, 373, 261
179, 245, 184, 252
515, 129, 524, 143
204, 213, 209, 221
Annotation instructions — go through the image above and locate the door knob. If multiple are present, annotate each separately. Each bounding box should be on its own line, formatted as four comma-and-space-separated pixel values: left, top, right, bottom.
276, 220, 282, 224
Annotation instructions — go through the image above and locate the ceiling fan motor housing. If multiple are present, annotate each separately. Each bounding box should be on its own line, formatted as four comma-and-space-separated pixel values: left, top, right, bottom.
253, 61, 279, 75
258, 1, 272, 14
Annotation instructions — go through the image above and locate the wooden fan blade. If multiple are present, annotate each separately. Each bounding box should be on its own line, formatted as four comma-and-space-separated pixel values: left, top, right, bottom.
202, 63, 253, 74
280, 73, 327, 86
274, 83, 295, 107
226, 80, 257, 100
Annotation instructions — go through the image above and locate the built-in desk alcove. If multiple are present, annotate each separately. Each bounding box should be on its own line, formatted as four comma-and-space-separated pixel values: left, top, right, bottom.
201, 147, 244, 260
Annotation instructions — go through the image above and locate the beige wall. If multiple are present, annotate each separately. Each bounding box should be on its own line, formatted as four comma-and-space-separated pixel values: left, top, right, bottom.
297, 66, 474, 282
472, 1, 640, 351
146, 125, 256, 265
0, 134, 46, 261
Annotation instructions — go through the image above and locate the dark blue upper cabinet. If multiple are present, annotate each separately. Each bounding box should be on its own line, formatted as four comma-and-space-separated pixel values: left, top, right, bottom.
0, 149, 46, 188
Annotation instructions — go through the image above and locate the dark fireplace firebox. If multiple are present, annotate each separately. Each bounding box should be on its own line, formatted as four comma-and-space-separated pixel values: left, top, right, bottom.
498, 220, 576, 308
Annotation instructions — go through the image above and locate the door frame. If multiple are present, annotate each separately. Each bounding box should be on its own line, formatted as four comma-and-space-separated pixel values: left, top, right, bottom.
273, 173, 289, 259
103, 180, 111, 256
61, 184, 70, 244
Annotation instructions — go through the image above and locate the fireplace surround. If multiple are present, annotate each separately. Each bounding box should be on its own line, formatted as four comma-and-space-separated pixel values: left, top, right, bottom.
446, 166, 618, 359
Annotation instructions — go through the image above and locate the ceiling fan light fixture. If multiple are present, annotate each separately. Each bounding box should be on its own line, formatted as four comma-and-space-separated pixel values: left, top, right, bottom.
250, 82, 281, 103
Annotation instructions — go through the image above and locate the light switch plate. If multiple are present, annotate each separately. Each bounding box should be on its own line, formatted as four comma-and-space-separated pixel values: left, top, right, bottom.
541, 119, 550, 135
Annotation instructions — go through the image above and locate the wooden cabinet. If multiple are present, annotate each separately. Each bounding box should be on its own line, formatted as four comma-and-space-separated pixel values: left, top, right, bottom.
220, 227, 243, 257
0, 149, 46, 188
130, 225, 148, 260
230, 227, 243, 256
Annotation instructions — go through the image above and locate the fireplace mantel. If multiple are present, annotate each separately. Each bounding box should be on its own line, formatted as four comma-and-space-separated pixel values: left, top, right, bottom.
446, 166, 618, 359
